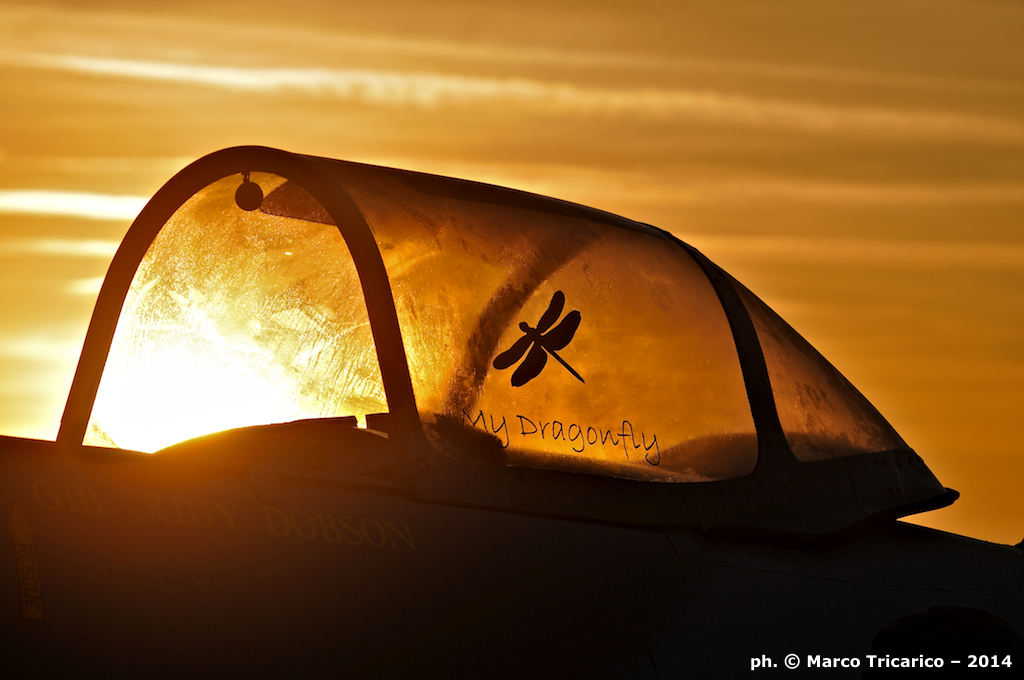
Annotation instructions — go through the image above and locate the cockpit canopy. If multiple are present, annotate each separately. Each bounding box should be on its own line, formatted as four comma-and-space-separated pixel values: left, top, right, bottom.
59, 147, 951, 538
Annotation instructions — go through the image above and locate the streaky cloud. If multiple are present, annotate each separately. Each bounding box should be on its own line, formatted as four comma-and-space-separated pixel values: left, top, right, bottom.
5, 52, 1024, 144
687, 234, 1024, 272
3, 6, 1018, 96
0, 237, 121, 258
0, 189, 147, 221
0, 334, 83, 363
65, 276, 106, 296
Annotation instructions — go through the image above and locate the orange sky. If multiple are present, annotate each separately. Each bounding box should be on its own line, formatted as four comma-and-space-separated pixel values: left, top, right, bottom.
1, 0, 1022, 543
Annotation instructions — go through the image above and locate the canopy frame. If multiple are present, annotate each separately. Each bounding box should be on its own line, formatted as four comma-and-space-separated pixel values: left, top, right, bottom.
55, 145, 957, 539
57, 146, 427, 462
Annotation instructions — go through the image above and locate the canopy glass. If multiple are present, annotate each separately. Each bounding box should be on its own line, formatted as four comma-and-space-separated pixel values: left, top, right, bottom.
83, 158, 905, 485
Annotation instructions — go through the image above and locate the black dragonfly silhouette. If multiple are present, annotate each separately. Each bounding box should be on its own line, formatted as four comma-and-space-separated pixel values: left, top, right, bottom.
493, 291, 584, 387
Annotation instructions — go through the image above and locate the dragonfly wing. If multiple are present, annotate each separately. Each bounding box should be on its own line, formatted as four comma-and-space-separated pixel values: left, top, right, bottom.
536, 291, 565, 333
541, 310, 581, 351
493, 335, 533, 370
511, 344, 548, 386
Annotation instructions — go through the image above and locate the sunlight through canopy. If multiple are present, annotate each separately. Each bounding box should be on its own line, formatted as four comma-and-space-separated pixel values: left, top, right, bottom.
293, 163, 760, 482
79, 151, 910, 487
86, 173, 387, 453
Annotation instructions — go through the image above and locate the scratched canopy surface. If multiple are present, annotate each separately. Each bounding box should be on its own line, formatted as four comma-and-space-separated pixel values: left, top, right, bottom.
734, 280, 905, 462
86, 173, 388, 453
86, 159, 905, 483
313, 165, 756, 482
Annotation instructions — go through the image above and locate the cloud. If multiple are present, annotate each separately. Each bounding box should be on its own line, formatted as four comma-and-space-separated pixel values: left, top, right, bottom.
0, 334, 82, 363
686, 234, 1024, 272
0, 237, 121, 258
65, 276, 106, 296
5, 52, 1023, 144
0, 189, 147, 221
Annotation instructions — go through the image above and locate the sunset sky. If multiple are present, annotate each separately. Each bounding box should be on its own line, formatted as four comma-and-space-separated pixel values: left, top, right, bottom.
0, 0, 1021, 543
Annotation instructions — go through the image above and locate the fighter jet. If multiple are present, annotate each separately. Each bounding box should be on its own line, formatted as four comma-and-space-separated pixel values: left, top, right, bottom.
2, 146, 1021, 677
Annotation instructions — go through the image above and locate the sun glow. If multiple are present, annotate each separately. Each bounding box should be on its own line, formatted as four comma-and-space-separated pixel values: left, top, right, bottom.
87, 331, 313, 452
84, 174, 388, 453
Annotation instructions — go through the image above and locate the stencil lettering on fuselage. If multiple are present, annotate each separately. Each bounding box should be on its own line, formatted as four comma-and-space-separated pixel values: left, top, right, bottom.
29, 479, 415, 551
6, 505, 43, 620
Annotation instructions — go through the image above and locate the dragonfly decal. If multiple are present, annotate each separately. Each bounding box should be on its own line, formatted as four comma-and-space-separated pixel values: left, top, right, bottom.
493, 291, 584, 387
